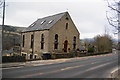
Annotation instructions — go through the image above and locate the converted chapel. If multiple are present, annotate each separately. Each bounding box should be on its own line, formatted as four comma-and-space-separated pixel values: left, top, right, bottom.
21, 12, 80, 60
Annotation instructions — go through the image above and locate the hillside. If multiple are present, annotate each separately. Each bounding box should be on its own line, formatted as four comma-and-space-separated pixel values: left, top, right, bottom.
0, 25, 26, 32
1, 25, 26, 54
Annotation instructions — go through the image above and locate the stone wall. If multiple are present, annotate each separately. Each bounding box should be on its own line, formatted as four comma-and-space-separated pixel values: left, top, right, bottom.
49, 12, 80, 53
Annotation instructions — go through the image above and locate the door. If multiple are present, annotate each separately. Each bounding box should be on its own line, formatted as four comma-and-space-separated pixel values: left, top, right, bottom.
64, 40, 68, 52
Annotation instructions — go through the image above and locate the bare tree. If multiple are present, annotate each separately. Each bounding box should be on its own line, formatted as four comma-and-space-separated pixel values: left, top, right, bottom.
0, 0, 4, 18
106, 0, 120, 34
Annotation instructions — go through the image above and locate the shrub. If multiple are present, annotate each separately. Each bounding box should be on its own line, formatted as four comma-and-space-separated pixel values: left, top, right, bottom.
88, 47, 94, 53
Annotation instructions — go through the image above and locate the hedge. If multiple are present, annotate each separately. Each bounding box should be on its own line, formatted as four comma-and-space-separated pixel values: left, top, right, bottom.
2, 56, 26, 63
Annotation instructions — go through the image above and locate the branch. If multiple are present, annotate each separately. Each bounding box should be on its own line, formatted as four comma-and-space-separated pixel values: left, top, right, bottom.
108, 5, 120, 13
106, 0, 120, 13
106, 11, 118, 29
0, 1, 3, 6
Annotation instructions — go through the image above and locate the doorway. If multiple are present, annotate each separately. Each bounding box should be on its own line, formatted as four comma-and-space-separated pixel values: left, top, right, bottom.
64, 40, 68, 52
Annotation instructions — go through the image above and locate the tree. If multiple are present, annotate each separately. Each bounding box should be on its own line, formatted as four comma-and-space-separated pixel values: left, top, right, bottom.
94, 34, 113, 53
106, 0, 120, 34
0, 0, 3, 15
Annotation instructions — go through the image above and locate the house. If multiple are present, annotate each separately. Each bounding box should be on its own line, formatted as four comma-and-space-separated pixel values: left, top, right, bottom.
1, 25, 26, 56
21, 12, 80, 60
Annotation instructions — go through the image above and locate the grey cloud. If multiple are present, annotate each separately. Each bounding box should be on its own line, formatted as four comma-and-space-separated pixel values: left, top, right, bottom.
3, 1, 111, 39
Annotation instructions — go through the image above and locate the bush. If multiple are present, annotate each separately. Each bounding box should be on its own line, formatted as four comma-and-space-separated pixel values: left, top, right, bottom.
88, 47, 94, 53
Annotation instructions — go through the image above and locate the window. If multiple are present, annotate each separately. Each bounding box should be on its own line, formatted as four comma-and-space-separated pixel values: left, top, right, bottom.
34, 55, 37, 59
30, 22, 36, 27
41, 20, 46, 25
66, 17, 69, 20
22, 35, 25, 47
66, 23, 68, 29
31, 34, 34, 48
48, 20, 53, 24
73, 36, 76, 49
22, 54, 26, 58
41, 43, 44, 49
54, 34, 58, 49
30, 54, 33, 59
41, 34, 44, 49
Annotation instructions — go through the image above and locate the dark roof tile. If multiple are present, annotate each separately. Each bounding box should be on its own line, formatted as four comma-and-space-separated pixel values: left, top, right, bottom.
22, 12, 67, 32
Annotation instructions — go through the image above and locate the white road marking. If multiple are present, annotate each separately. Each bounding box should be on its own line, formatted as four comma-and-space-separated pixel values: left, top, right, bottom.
61, 65, 84, 71
19, 73, 44, 78
85, 61, 116, 72
91, 62, 98, 64
18, 65, 85, 78
3, 66, 24, 70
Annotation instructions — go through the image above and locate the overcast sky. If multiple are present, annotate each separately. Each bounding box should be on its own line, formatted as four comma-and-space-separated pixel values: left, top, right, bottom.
0, 0, 118, 39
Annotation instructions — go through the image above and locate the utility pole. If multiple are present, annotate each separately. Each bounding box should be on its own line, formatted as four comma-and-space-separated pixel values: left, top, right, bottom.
2, 0, 5, 46
2, 0, 5, 40
2, 0, 5, 26
1, 0, 5, 66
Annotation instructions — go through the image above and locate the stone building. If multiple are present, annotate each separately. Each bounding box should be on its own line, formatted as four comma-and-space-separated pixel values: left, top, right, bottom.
21, 12, 80, 60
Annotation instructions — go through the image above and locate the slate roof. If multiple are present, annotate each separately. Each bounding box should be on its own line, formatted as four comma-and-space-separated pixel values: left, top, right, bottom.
22, 12, 68, 32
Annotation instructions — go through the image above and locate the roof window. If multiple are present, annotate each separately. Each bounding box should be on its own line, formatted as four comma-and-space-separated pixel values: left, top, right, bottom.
41, 20, 46, 25
30, 23, 36, 27
48, 20, 53, 24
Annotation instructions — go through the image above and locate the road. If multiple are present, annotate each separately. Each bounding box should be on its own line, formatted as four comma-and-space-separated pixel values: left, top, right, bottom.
2, 51, 119, 78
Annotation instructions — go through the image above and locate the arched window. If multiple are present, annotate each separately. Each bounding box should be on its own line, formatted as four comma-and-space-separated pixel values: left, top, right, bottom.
55, 34, 58, 42
41, 34, 44, 41
31, 34, 34, 48
22, 35, 25, 47
74, 36, 76, 41
73, 36, 76, 49
54, 34, 58, 49
66, 23, 68, 29
41, 34, 44, 49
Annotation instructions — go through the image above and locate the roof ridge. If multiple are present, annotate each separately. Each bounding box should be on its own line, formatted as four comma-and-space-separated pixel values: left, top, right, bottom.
38, 11, 68, 20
